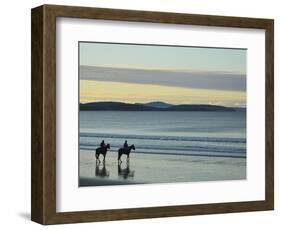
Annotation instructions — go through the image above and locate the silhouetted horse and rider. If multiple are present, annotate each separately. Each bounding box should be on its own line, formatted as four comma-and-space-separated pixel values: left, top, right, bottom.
118, 140, 135, 163
95, 140, 110, 162
95, 140, 135, 162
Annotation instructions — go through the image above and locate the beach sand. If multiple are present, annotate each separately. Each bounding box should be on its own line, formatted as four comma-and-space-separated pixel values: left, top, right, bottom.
79, 149, 246, 186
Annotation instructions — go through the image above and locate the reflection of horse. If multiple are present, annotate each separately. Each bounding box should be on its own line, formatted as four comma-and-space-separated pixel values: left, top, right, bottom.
118, 161, 134, 179
95, 144, 110, 162
118, 144, 135, 163
95, 161, 109, 178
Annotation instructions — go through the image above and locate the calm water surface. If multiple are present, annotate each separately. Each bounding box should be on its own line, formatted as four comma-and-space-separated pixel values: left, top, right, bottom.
79, 111, 246, 158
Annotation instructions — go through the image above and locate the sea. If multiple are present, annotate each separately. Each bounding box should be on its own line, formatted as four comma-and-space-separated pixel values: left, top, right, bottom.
79, 111, 246, 158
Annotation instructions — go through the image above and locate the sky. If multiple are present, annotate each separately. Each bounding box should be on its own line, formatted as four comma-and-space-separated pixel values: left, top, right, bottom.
79, 42, 246, 106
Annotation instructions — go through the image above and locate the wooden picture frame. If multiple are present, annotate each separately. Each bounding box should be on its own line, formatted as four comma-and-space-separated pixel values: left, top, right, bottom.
31, 4, 274, 225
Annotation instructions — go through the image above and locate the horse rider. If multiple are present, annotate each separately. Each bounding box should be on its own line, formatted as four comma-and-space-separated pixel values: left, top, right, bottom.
100, 140, 106, 148
123, 140, 128, 150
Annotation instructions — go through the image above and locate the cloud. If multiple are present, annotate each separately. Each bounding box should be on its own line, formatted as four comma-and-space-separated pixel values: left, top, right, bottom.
80, 65, 246, 92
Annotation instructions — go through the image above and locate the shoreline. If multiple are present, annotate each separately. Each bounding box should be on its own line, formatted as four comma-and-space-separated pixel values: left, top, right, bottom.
80, 148, 246, 159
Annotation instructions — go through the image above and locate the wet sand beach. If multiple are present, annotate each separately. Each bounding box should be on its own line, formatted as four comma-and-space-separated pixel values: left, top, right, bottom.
79, 149, 246, 186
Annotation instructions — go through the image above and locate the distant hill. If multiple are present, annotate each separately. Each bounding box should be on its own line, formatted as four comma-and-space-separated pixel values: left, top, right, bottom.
233, 107, 246, 112
169, 104, 236, 111
80, 102, 155, 111
80, 101, 238, 112
140, 101, 173, 109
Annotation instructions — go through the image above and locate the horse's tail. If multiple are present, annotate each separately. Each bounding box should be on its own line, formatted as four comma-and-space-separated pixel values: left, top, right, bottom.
118, 148, 122, 160
95, 148, 99, 154
95, 148, 100, 159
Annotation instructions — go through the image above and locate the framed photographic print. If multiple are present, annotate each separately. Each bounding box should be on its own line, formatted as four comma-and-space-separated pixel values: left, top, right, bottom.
31, 4, 274, 225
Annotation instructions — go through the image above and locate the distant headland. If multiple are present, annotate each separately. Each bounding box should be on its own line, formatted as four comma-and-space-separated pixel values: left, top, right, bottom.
80, 101, 246, 112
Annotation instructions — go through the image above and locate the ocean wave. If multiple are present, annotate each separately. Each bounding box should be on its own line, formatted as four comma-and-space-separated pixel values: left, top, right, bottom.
80, 132, 246, 158
80, 132, 246, 144
80, 145, 246, 158
80, 142, 245, 153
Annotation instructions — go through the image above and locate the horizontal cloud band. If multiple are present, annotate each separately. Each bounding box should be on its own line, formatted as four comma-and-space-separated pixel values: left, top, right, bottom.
80, 66, 246, 92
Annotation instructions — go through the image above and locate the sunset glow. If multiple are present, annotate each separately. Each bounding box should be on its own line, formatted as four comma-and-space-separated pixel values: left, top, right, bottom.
80, 80, 246, 106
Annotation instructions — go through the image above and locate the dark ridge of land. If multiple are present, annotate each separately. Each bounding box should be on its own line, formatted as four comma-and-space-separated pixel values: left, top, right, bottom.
80, 101, 241, 112
137, 101, 173, 109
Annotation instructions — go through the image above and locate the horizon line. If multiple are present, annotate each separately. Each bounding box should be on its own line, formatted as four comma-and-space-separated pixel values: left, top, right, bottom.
79, 100, 246, 108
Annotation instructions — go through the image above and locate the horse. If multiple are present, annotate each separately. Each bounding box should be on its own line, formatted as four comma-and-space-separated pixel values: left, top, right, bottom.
95, 144, 110, 162
118, 144, 135, 163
